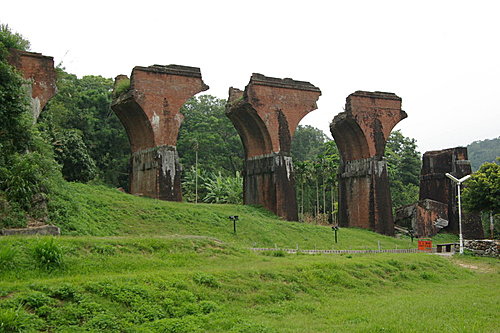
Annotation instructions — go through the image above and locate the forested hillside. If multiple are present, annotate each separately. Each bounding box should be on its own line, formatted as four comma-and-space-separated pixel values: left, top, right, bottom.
467, 136, 500, 170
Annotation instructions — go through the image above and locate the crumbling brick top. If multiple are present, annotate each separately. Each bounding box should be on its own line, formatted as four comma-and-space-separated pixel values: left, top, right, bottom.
423, 147, 468, 157
226, 73, 320, 158
250, 73, 321, 93
331, 90, 406, 161
349, 91, 402, 101
111, 63, 208, 151
7, 48, 56, 118
7, 49, 54, 64
134, 65, 204, 78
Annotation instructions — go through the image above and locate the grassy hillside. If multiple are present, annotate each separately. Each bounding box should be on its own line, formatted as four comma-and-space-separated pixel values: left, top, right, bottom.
0, 236, 498, 332
2, 183, 497, 332
50, 183, 455, 250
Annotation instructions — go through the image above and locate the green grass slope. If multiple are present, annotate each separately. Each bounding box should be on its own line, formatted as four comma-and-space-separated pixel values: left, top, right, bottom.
51, 183, 456, 250
0, 236, 498, 332
2, 183, 495, 332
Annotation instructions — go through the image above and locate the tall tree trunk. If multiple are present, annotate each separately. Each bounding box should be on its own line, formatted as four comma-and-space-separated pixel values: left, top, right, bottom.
316, 177, 319, 217
491, 211, 495, 239
331, 183, 334, 224
301, 180, 304, 220
195, 149, 198, 204
322, 175, 326, 215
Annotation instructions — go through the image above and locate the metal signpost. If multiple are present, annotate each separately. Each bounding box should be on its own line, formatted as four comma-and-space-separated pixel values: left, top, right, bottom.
229, 216, 239, 234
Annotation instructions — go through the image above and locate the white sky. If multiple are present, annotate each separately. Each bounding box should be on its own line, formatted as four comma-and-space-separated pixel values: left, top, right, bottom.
2, 0, 499, 154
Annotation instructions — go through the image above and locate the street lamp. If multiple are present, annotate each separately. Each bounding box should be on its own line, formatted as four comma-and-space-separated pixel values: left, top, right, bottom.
445, 173, 471, 254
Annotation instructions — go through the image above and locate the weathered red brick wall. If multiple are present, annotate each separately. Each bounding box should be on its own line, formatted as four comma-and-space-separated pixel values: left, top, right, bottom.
395, 199, 448, 237
7, 49, 56, 120
226, 74, 321, 221
419, 147, 484, 239
111, 65, 208, 201
331, 91, 407, 235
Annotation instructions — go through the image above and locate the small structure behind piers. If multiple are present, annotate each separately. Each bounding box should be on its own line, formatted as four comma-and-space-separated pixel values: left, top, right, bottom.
331, 91, 407, 235
111, 65, 208, 201
419, 147, 484, 239
226, 74, 321, 221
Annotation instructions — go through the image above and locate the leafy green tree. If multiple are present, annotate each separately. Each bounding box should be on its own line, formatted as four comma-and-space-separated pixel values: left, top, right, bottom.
462, 161, 500, 214
177, 95, 243, 175
0, 24, 63, 227
52, 130, 97, 182
385, 130, 421, 208
0, 24, 30, 53
291, 125, 329, 162
0, 25, 32, 158
39, 69, 130, 187
292, 129, 340, 223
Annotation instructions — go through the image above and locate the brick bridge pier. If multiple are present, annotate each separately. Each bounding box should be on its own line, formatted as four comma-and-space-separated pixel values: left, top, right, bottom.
111, 65, 208, 201
330, 91, 407, 235
226, 74, 321, 221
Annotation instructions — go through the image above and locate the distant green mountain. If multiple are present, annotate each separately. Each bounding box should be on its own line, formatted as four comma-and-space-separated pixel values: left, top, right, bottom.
467, 136, 500, 171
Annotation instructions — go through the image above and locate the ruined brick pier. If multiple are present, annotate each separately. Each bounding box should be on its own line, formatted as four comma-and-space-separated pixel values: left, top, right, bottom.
419, 147, 484, 239
7, 49, 56, 121
111, 65, 208, 201
330, 91, 407, 235
226, 74, 321, 221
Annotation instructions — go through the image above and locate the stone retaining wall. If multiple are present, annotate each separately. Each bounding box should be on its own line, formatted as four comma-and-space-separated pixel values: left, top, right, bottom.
464, 239, 499, 258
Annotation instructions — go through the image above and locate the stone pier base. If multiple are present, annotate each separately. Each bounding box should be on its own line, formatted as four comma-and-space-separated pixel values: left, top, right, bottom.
338, 157, 394, 235
244, 153, 297, 221
130, 145, 182, 201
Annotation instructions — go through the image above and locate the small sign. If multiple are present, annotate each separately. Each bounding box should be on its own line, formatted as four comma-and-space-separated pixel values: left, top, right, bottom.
418, 238, 432, 252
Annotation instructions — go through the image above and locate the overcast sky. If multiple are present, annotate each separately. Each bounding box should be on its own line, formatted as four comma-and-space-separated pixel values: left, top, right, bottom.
2, 0, 499, 154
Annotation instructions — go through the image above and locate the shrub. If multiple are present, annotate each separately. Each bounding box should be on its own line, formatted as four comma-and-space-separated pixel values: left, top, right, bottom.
199, 300, 218, 314
0, 246, 16, 270
146, 316, 203, 333
17, 291, 55, 310
0, 306, 41, 332
203, 171, 243, 204
32, 238, 64, 270
192, 272, 220, 288
0, 196, 26, 229
48, 284, 83, 301
85, 312, 122, 331
113, 78, 130, 97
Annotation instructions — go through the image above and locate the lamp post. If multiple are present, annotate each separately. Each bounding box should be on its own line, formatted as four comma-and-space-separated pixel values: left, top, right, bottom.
445, 173, 471, 254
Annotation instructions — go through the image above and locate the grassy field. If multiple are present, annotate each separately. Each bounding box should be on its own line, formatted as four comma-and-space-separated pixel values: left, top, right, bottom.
0, 183, 498, 332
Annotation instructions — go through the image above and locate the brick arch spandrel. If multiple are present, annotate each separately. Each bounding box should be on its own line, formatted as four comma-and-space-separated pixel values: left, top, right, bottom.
331, 116, 370, 162
112, 98, 155, 153
228, 105, 273, 158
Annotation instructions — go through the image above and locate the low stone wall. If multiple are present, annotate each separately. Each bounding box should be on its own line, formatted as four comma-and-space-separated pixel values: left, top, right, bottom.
1, 225, 60, 236
464, 239, 499, 258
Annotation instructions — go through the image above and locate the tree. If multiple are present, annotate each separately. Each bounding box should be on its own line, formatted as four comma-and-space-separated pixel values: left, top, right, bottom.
291, 125, 329, 162
462, 161, 500, 214
177, 95, 243, 175
39, 69, 130, 187
0, 25, 32, 157
385, 130, 421, 208
463, 161, 500, 238
292, 128, 340, 223
0, 24, 30, 52
0, 24, 63, 228
52, 130, 97, 182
